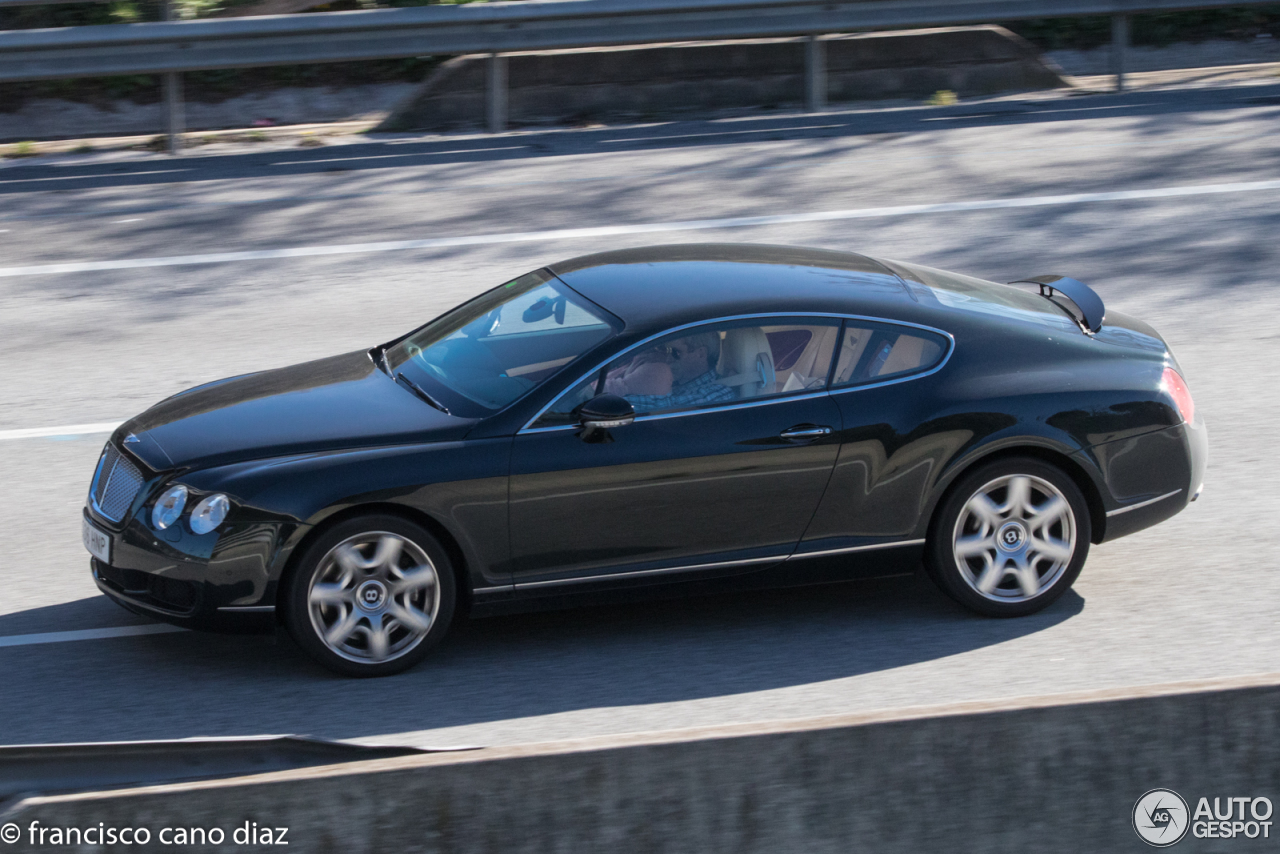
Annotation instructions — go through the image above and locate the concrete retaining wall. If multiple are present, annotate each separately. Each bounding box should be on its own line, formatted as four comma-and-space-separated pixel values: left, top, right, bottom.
4, 673, 1277, 852
380, 26, 1069, 132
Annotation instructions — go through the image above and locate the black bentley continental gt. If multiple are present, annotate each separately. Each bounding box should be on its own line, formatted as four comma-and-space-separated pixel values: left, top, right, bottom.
82, 245, 1206, 676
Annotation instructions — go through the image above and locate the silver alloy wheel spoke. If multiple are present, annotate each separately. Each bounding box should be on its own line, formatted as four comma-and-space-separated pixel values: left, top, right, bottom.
388, 602, 432, 633
1004, 476, 1032, 516
974, 555, 1002, 594
370, 536, 403, 575
955, 534, 996, 559
334, 543, 366, 575
365, 614, 390, 660
311, 582, 354, 605
325, 609, 361, 647
1029, 495, 1067, 521
951, 473, 1076, 603
391, 565, 437, 594
307, 531, 441, 665
1013, 556, 1040, 598
968, 493, 1004, 528
1029, 535, 1073, 564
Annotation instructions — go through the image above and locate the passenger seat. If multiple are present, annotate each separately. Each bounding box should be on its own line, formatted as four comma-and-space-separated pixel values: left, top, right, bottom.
717, 328, 776, 398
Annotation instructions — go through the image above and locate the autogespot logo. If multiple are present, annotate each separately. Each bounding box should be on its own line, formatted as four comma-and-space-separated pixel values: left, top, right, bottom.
1134, 789, 1191, 847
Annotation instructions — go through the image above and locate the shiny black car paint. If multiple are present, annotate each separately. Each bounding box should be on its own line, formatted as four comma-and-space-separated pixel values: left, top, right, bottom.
84, 244, 1206, 631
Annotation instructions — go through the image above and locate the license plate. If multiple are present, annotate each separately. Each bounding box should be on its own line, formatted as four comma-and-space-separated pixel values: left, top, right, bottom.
82, 516, 112, 564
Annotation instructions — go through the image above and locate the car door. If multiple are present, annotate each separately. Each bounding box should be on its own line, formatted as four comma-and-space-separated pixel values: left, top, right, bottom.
795, 319, 958, 558
507, 316, 844, 589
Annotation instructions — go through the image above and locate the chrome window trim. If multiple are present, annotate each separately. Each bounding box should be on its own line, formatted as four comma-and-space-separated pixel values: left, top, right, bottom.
518, 311, 955, 434
520, 390, 832, 435
1105, 488, 1183, 517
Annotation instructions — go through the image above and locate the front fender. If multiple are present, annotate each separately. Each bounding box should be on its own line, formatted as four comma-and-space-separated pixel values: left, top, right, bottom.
181, 438, 513, 587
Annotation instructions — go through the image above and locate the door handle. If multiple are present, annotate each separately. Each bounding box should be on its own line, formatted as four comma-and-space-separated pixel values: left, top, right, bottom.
779, 425, 833, 442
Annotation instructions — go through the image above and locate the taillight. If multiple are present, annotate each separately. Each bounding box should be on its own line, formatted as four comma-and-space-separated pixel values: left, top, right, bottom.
1162, 367, 1194, 424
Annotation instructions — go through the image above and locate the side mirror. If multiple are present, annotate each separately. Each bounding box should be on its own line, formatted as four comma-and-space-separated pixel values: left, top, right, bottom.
574, 393, 634, 442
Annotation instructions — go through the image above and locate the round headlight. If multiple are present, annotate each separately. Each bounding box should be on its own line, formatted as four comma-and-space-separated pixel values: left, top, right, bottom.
151, 485, 188, 530
189, 494, 230, 535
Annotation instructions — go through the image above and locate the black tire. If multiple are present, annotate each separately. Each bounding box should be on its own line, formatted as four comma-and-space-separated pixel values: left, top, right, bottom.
283, 514, 457, 677
925, 457, 1091, 618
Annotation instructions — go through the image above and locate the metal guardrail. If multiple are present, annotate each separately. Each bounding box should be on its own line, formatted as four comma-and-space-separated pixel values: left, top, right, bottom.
0, 0, 108, 6
2, 0, 1277, 144
3, 0, 1278, 81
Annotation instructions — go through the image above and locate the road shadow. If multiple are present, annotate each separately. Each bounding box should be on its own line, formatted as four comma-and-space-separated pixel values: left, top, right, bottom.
0, 573, 1083, 745
3, 82, 1280, 197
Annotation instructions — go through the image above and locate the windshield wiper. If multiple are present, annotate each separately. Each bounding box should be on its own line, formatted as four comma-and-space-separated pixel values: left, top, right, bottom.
395, 371, 450, 415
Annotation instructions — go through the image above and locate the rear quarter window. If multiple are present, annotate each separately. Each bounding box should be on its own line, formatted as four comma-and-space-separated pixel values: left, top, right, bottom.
832, 322, 949, 387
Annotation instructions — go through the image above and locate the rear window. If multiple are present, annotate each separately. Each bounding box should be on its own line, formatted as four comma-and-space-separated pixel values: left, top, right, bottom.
892, 261, 1081, 334
832, 322, 947, 387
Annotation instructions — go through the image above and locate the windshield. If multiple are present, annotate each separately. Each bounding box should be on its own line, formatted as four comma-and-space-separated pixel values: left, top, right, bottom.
386, 270, 617, 415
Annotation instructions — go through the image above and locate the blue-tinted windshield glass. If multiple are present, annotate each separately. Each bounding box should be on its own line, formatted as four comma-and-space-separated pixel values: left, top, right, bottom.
387, 271, 615, 412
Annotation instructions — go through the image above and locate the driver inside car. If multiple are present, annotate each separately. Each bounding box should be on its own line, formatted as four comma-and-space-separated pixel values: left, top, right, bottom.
605, 331, 735, 413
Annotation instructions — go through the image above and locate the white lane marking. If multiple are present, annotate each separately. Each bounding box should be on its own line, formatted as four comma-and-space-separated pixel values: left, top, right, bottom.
0, 623, 187, 649
0, 133, 1250, 224
270, 145, 527, 166
599, 123, 846, 143
4, 177, 1280, 278
113, 218, 144, 223
0, 168, 190, 185
0, 422, 121, 441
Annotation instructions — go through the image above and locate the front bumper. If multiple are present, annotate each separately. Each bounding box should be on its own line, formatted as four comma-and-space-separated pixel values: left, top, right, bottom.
84, 503, 290, 633
93, 558, 276, 632
92, 557, 278, 632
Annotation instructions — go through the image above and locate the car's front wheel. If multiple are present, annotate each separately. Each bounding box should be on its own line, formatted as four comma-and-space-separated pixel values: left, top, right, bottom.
925, 458, 1090, 617
283, 514, 456, 677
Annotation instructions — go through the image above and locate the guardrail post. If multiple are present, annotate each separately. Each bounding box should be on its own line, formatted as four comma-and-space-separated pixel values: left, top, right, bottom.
487, 53, 508, 133
805, 35, 826, 112
162, 0, 184, 154
1111, 13, 1128, 92
164, 73, 184, 154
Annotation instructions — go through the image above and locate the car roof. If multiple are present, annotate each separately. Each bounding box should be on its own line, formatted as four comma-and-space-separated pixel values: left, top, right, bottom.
549, 244, 917, 331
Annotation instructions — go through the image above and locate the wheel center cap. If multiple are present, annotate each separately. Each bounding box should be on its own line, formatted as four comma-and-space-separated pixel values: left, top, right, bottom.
356, 580, 388, 611
997, 521, 1027, 552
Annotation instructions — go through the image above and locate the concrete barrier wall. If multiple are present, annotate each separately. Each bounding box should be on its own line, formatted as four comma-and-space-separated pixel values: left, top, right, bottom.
379, 26, 1069, 132
4, 673, 1278, 852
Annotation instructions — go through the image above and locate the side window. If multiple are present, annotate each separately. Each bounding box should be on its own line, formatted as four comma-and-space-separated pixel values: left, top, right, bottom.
832, 323, 947, 387
534, 318, 841, 426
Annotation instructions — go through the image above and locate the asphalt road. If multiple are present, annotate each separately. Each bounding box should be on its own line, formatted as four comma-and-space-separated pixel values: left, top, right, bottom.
1, 82, 1277, 748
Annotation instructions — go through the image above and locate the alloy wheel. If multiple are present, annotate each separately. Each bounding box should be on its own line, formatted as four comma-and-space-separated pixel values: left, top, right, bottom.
307, 531, 440, 663
951, 474, 1077, 602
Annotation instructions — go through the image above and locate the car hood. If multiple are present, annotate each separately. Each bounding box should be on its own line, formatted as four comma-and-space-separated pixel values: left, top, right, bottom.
121, 350, 477, 470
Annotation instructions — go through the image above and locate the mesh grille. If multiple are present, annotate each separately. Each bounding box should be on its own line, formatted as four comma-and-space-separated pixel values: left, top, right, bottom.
89, 443, 144, 523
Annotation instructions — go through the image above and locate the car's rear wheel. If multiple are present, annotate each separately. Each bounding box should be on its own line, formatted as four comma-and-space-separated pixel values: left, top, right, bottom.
925, 458, 1090, 617
283, 514, 456, 677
